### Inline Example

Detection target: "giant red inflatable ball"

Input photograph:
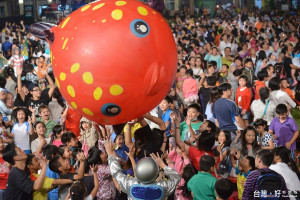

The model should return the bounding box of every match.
[51,0,177,125]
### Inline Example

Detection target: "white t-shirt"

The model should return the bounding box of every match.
[270,162,300,200]
[68,194,93,200]
[12,122,30,150]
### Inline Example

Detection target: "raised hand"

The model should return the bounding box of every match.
[89,164,98,174]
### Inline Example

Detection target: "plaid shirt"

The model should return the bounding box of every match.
[25,73,38,83]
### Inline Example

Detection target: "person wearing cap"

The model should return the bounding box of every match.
[5,46,25,77]
[79,117,99,149]
[16,66,55,116]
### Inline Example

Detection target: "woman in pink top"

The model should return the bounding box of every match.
[183,69,198,106]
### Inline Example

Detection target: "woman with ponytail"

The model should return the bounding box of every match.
[270,146,300,199]
[251,87,276,125]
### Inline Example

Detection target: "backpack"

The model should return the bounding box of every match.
[256,169,282,200]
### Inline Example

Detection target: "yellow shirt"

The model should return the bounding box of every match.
[33,173,54,200]
[122,122,142,140]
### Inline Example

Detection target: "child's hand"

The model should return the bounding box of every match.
[162,150,169,161]
[29,106,36,114]
[103,136,114,156]
[150,152,166,169]
[37,155,47,168]
[76,152,86,162]
[125,147,135,158]
[230,149,236,155]
[236,151,241,160]
[170,112,175,122]
[165,120,170,128]
[185,118,191,126]
[28,116,32,124]
[89,164,98,174]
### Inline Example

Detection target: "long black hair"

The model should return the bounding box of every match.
[272,146,300,179]
[177,164,196,199]
[241,126,260,156]
[52,87,65,108]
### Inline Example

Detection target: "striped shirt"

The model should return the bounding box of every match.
[242,167,289,200]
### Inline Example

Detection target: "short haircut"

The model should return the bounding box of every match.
[279,78,288,83]
[187,103,201,113]
[257,70,268,81]
[2,143,17,165]
[218,83,232,94]
[209,61,217,67]
[234,56,242,62]
[215,178,234,199]
[206,76,217,86]
[49,156,62,173]
[244,58,253,64]
[238,75,248,82]
[268,77,280,91]
[245,156,255,171]
[275,104,287,115]
[199,155,215,172]
[233,69,242,77]
[61,132,76,144]
[38,104,49,113]
[163,95,173,104]
[33,121,46,130]
[222,64,229,69]
[26,154,35,166]
[256,149,274,167]
[42,144,59,160]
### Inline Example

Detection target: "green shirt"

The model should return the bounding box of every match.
[187,171,217,200]
[180,121,202,141]
[37,118,57,138]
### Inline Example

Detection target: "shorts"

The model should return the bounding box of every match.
[241,112,250,120]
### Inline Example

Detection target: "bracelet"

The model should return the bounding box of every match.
[163,141,167,143]
[176,127,180,129]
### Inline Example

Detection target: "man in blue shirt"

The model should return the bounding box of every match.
[213,83,245,137]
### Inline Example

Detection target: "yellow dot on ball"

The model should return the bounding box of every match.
[83,72,93,84]
[62,38,68,50]
[60,72,66,81]
[61,17,70,29]
[115,1,127,6]
[55,78,60,88]
[111,9,123,20]
[82,108,94,116]
[71,63,80,73]
[93,3,105,10]
[153,11,156,14]
[67,85,75,97]
[110,84,123,96]
[102,19,107,23]
[137,6,148,16]
[71,102,77,109]
[81,4,91,12]
[93,87,103,100]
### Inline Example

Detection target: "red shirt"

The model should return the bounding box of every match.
[189,146,213,171]
[0,157,10,189]
[236,87,252,112]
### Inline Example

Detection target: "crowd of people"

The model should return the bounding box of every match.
[0,3,299,200]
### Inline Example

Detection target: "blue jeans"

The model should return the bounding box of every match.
[287,77,295,89]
